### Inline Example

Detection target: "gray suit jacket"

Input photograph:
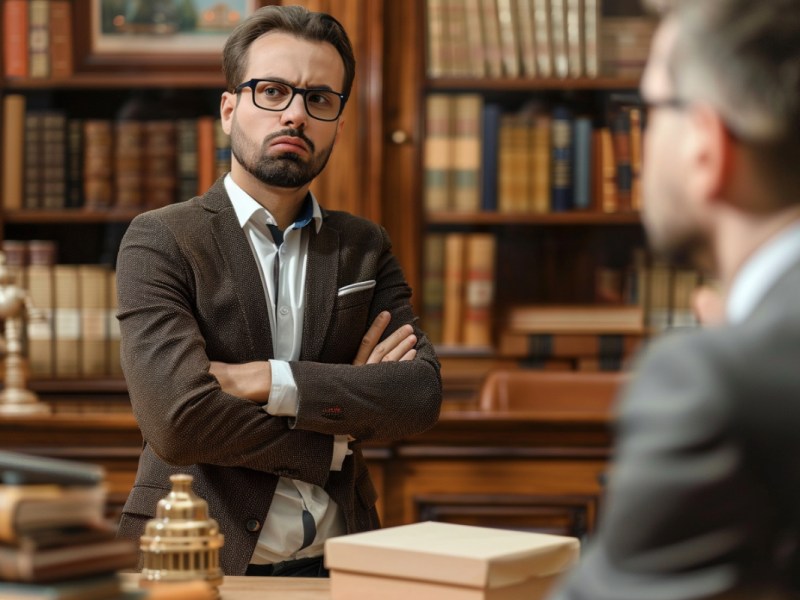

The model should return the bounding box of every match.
[549,260,800,600]
[115,179,442,574]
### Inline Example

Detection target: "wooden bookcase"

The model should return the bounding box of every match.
[381,0,687,401]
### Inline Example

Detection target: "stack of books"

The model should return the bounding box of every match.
[499,304,646,371]
[0,450,138,599]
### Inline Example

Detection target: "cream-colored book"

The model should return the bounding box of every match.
[326,521,579,600]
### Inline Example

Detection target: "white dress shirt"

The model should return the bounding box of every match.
[224,175,348,563]
[727,221,800,324]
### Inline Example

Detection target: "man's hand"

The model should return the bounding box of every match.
[208,360,271,403]
[352,311,417,365]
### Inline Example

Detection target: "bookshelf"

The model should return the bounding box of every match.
[399,0,703,398]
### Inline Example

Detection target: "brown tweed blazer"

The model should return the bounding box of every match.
[114,178,442,574]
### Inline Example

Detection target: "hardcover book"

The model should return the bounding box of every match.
[326,521,579,600]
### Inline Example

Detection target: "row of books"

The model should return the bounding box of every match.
[422,233,702,357]
[2,0,72,79]
[424,94,643,214]
[425,0,656,79]
[1,95,230,212]
[4,240,122,380]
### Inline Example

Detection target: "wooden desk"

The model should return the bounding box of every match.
[120,574,331,599]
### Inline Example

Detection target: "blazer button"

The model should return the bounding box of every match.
[246,519,261,532]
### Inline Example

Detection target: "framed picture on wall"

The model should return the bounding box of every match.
[73,0,264,72]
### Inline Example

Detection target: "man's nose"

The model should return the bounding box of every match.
[280,92,308,128]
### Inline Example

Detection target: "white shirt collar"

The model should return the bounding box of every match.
[223,174,323,233]
[727,221,800,324]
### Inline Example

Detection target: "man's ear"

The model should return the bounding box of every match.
[220,91,236,135]
[684,103,736,207]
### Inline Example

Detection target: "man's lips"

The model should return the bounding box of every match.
[269,136,309,154]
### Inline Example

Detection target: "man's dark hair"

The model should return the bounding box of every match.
[222,5,356,99]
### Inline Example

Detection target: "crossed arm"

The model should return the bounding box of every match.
[209,310,417,402]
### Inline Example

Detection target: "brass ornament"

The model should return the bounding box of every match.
[139,474,224,594]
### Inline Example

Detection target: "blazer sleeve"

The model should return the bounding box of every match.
[116,212,334,488]
[289,226,442,441]
[548,331,768,600]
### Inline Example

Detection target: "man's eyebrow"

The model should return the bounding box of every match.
[258,76,336,92]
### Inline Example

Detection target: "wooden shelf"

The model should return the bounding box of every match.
[425,211,642,226]
[426,77,641,92]
[2,72,226,90]
[29,378,128,394]
[3,209,142,224]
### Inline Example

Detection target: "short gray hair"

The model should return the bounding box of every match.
[646,0,800,199]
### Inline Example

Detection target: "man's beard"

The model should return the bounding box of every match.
[231,124,334,188]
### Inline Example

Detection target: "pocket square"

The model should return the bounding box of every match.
[337,280,377,297]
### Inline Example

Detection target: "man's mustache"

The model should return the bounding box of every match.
[263,129,315,153]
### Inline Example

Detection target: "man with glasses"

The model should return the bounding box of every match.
[115,5,441,578]
[547,0,800,598]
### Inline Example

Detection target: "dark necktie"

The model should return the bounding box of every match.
[268,222,316,550]
[300,508,316,550]
[267,224,284,310]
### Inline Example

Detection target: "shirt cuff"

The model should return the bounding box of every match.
[330,435,352,471]
[264,359,299,417]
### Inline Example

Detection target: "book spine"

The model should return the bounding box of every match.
[566,0,584,77]
[28,0,49,78]
[572,116,593,210]
[549,0,569,78]
[480,0,504,78]
[24,111,43,209]
[421,233,446,345]
[530,114,552,214]
[40,111,67,209]
[550,106,573,212]
[583,0,600,77]
[143,120,177,209]
[196,115,216,195]
[611,108,632,211]
[26,240,57,380]
[82,120,114,209]
[2,95,26,212]
[451,94,482,213]
[3,0,29,78]
[533,0,553,77]
[54,264,81,378]
[177,118,199,202]
[114,120,144,209]
[66,118,84,208]
[213,118,230,180]
[79,265,112,377]
[463,233,496,347]
[441,233,466,346]
[495,0,520,77]
[423,94,453,213]
[48,0,72,78]
[480,103,502,212]
[425,0,448,78]
[515,0,538,78]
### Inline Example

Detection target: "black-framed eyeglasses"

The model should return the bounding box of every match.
[641,97,688,119]
[234,78,347,122]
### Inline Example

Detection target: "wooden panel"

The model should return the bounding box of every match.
[414,493,598,538]
[381,0,423,307]
[388,458,606,526]
[293,0,384,222]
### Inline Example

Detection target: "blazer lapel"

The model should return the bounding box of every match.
[208,198,274,359]
[301,223,339,361]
